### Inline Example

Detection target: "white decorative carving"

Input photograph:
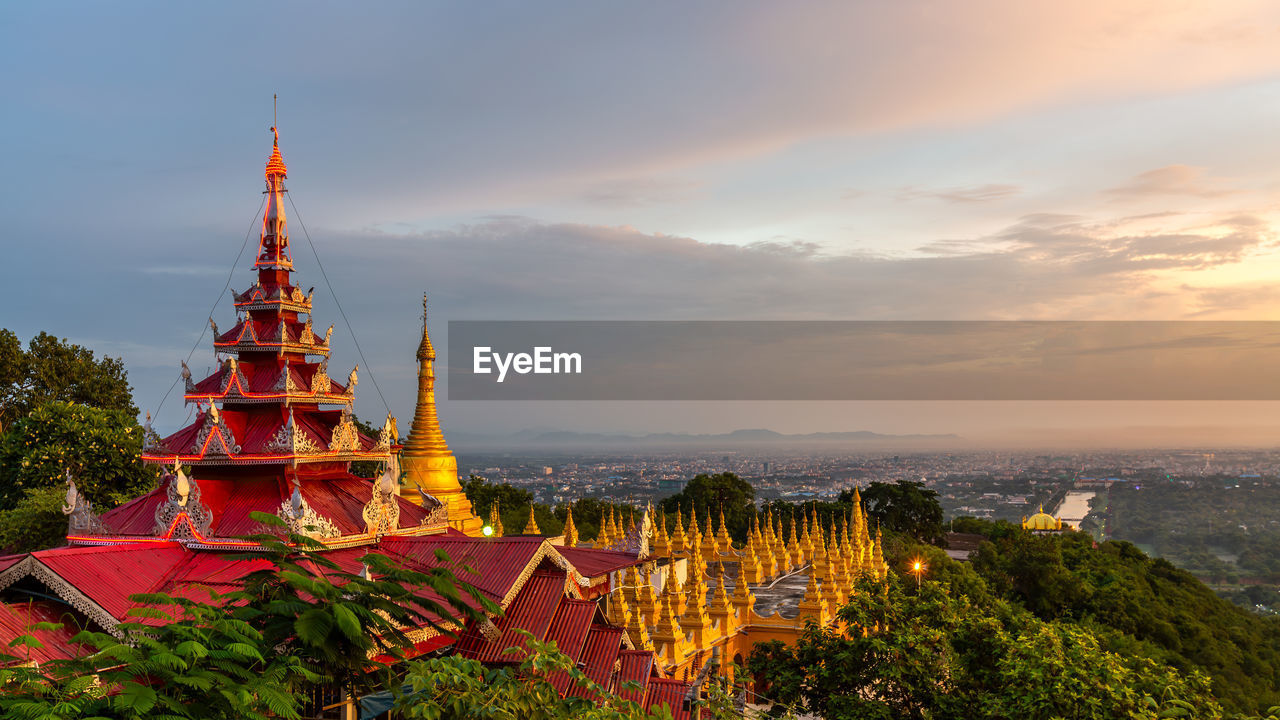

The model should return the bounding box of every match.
[62,470,107,535]
[191,406,240,456]
[274,359,301,394]
[264,408,323,455]
[142,411,165,452]
[329,409,361,453]
[209,317,219,338]
[180,361,194,393]
[311,360,331,395]
[278,486,341,540]
[302,317,314,346]
[324,325,334,346]
[375,414,397,451]
[362,456,401,536]
[221,357,249,395]
[346,365,359,396]
[153,461,214,537]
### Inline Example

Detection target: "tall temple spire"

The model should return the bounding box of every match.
[400,294,482,533]
[257,114,292,269]
[406,296,449,456]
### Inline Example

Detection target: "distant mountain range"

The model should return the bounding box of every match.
[449,427,962,451]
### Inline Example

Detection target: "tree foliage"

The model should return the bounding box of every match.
[968,528,1280,712]
[392,632,740,720]
[0,330,137,430]
[843,480,944,545]
[0,486,73,554]
[750,574,1222,720]
[660,472,755,541]
[0,400,157,513]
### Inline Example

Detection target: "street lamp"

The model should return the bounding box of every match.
[482,525,495,537]
[909,558,926,590]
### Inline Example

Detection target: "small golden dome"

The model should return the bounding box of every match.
[1022,505,1061,531]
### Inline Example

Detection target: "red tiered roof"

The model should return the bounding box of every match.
[5,125,696,713]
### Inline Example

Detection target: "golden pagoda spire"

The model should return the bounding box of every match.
[861,512,875,572]
[681,545,712,640]
[787,511,803,569]
[740,528,763,585]
[652,513,671,558]
[873,524,886,579]
[708,563,736,635]
[700,508,718,560]
[607,584,632,628]
[829,525,848,605]
[522,505,541,535]
[812,522,829,581]
[671,506,687,558]
[562,504,578,547]
[731,563,756,617]
[797,570,828,626]
[662,562,687,620]
[626,603,653,652]
[488,500,504,537]
[715,506,733,555]
[773,514,789,574]
[401,296,481,533]
[637,564,660,625]
[652,594,686,667]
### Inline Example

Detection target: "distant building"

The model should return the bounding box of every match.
[1022,505,1065,533]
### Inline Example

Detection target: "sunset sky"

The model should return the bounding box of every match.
[5,2,1280,446]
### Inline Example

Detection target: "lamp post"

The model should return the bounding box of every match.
[909,558,925,590]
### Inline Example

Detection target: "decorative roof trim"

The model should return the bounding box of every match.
[0,556,125,639]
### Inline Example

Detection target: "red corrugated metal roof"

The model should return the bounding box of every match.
[457,568,565,663]
[556,546,640,579]
[31,544,189,621]
[544,599,597,695]
[645,677,692,720]
[381,536,545,601]
[613,650,655,705]
[103,470,431,540]
[0,600,86,665]
[565,625,624,699]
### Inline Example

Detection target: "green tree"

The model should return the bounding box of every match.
[0,486,71,554]
[0,330,137,430]
[661,472,755,541]
[393,633,739,719]
[0,588,314,720]
[0,400,157,512]
[231,513,499,700]
[749,574,1222,720]
[846,480,944,545]
[463,474,533,516]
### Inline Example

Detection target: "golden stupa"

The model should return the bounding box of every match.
[399,296,483,534]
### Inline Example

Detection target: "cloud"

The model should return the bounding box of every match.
[900,184,1021,204]
[579,178,703,208]
[1103,165,1236,199]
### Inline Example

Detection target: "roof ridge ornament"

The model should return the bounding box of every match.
[63,469,107,535]
[277,485,340,540]
[153,460,214,538]
[363,454,402,536]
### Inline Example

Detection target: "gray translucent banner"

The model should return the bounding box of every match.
[446,321,1280,400]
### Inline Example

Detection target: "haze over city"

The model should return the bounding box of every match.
[6,2,1280,445]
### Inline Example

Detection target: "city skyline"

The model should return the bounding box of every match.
[6,2,1280,443]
